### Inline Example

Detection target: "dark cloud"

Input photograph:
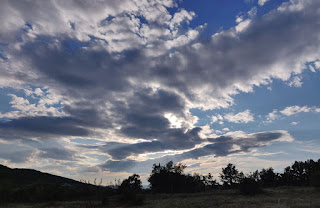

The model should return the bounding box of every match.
[62,103,113,129]
[0,116,89,139]
[100,154,186,173]
[101,130,291,172]
[0,150,34,163]
[95,127,202,160]
[13,40,139,99]
[0,143,35,163]
[187,131,287,158]
[38,147,76,161]
[101,141,166,160]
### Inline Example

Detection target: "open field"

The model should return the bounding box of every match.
[3,187,320,208]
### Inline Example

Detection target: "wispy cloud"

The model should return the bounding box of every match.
[224,110,254,123]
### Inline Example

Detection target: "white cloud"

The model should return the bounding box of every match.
[236,15,244,23]
[248,7,257,17]
[280,105,311,116]
[2,0,320,113]
[169,9,195,30]
[258,0,270,6]
[309,65,316,72]
[222,127,230,132]
[287,76,303,87]
[235,19,251,32]
[211,114,223,123]
[0,91,63,119]
[265,105,320,123]
[291,121,298,125]
[224,110,254,123]
[34,88,44,97]
[0,0,199,56]
[265,109,280,123]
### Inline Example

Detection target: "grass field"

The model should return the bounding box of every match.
[3,187,320,208]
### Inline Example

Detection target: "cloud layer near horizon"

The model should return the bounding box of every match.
[0,0,320,174]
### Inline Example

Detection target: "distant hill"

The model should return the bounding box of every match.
[0,164,110,203]
[0,164,84,188]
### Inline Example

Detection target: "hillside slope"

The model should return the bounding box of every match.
[0,164,84,187]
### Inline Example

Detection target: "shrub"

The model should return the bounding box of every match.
[310,171,320,188]
[239,178,262,195]
[118,174,145,206]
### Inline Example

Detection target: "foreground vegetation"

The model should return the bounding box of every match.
[3,186,320,208]
[1,158,320,207]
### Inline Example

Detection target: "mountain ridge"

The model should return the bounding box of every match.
[0,163,85,188]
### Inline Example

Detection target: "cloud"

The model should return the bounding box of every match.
[314,61,320,69]
[0,116,90,139]
[287,76,303,87]
[38,147,77,161]
[222,128,230,132]
[0,142,35,163]
[258,0,270,6]
[188,130,292,157]
[224,110,254,123]
[211,114,223,123]
[88,126,203,160]
[101,130,293,172]
[0,0,320,176]
[235,19,251,33]
[211,110,254,124]
[0,0,198,55]
[265,105,320,123]
[2,0,319,110]
[280,105,311,116]
[266,109,280,122]
[98,141,166,160]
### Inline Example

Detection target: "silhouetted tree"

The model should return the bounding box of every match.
[259,167,278,187]
[239,177,262,195]
[148,161,189,193]
[191,173,206,192]
[279,159,320,186]
[119,174,144,205]
[247,170,260,182]
[203,173,218,190]
[120,174,142,192]
[308,159,320,187]
[220,163,241,187]
[148,161,210,193]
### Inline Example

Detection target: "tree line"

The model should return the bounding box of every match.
[120,158,320,195]
[1,158,319,205]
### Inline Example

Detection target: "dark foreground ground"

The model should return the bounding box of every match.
[3,187,320,208]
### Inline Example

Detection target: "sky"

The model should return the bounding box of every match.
[0,0,320,185]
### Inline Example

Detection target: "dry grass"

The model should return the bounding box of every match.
[3,187,320,208]
[139,187,320,208]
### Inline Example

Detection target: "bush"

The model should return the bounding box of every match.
[118,190,145,206]
[118,174,145,206]
[239,178,262,195]
[310,171,320,188]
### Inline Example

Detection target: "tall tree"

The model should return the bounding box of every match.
[259,168,278,187]
[120,174,142,192]
[148,161,190,193]
[220,163,240,186]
